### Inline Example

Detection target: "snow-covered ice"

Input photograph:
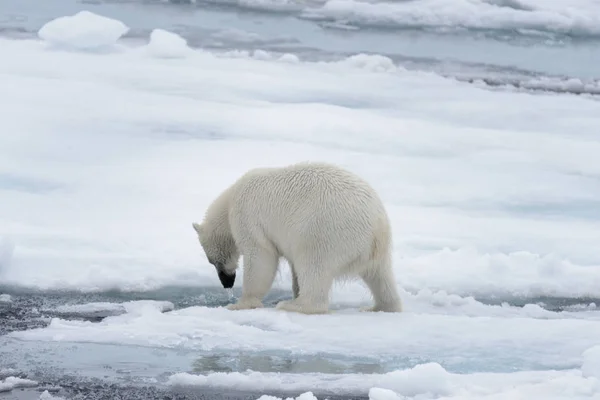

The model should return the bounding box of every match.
[0,236,14,273]
[145,29,191,59]
[301,0,600,36]
[11,303,600,373]
[168,362,600,398]
[1,32,599,298]
[582,346,600,379]
[0,32,600,297]
[1,9,600,400]
[37,11,128,50]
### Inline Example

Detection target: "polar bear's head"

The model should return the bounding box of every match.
[192,222,239,289]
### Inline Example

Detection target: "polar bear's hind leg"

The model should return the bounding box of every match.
[360,265,402,313]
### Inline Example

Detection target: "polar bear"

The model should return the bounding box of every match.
[192,162,402,314]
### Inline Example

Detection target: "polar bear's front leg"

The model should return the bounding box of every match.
[226,248,278,311]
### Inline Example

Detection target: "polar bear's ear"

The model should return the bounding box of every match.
[192,222,203,236]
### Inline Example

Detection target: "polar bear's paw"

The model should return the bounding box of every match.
[276,299,329,315]
[226,298,263,311]
[360,303,402,313]
[360,305,377,312]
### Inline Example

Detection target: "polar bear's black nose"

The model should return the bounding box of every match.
[218,270,236,289]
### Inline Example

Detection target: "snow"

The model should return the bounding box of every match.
[368,388,402,400]
[37,11,129,50]
[300,0,600,36]
[168,362,600,398]
[582,346,600,379]
[0,369,18,379]
[168,363,452,396]
[0,33,599,299]
[39,391,66,400]
[145,29,191,59]
[0,236,14,273]
[0,294,12,303]
[1,11,600,400]
[257,393,317,400]
[0,376,38,393]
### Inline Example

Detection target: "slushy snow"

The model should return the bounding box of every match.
[145,29,191,59]
[38,11,129,50]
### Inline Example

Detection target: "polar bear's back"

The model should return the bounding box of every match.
[229,162,389,267]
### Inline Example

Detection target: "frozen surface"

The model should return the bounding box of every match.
[1,9,600,400]
[1,29,599,299]
[10,302,600,373]
[168,364,600,398]
[0,294,12,303]
[301,0,600,36]
[582,346,600,379]
[37,10,128,50]
[145,28,192,59]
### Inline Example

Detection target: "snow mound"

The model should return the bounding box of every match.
[257,393,317,400]
[582,345,600,378]
[0,294,12,303]
[146,29,191,59]
[337,54,399,73]
[369,388,403,400]
[278,53,300,64]
[381,363,452,397]
[38,11,129,51]
[39,390,66,400]
[0,376,38,393]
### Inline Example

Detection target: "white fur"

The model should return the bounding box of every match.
[192,162,402,314]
